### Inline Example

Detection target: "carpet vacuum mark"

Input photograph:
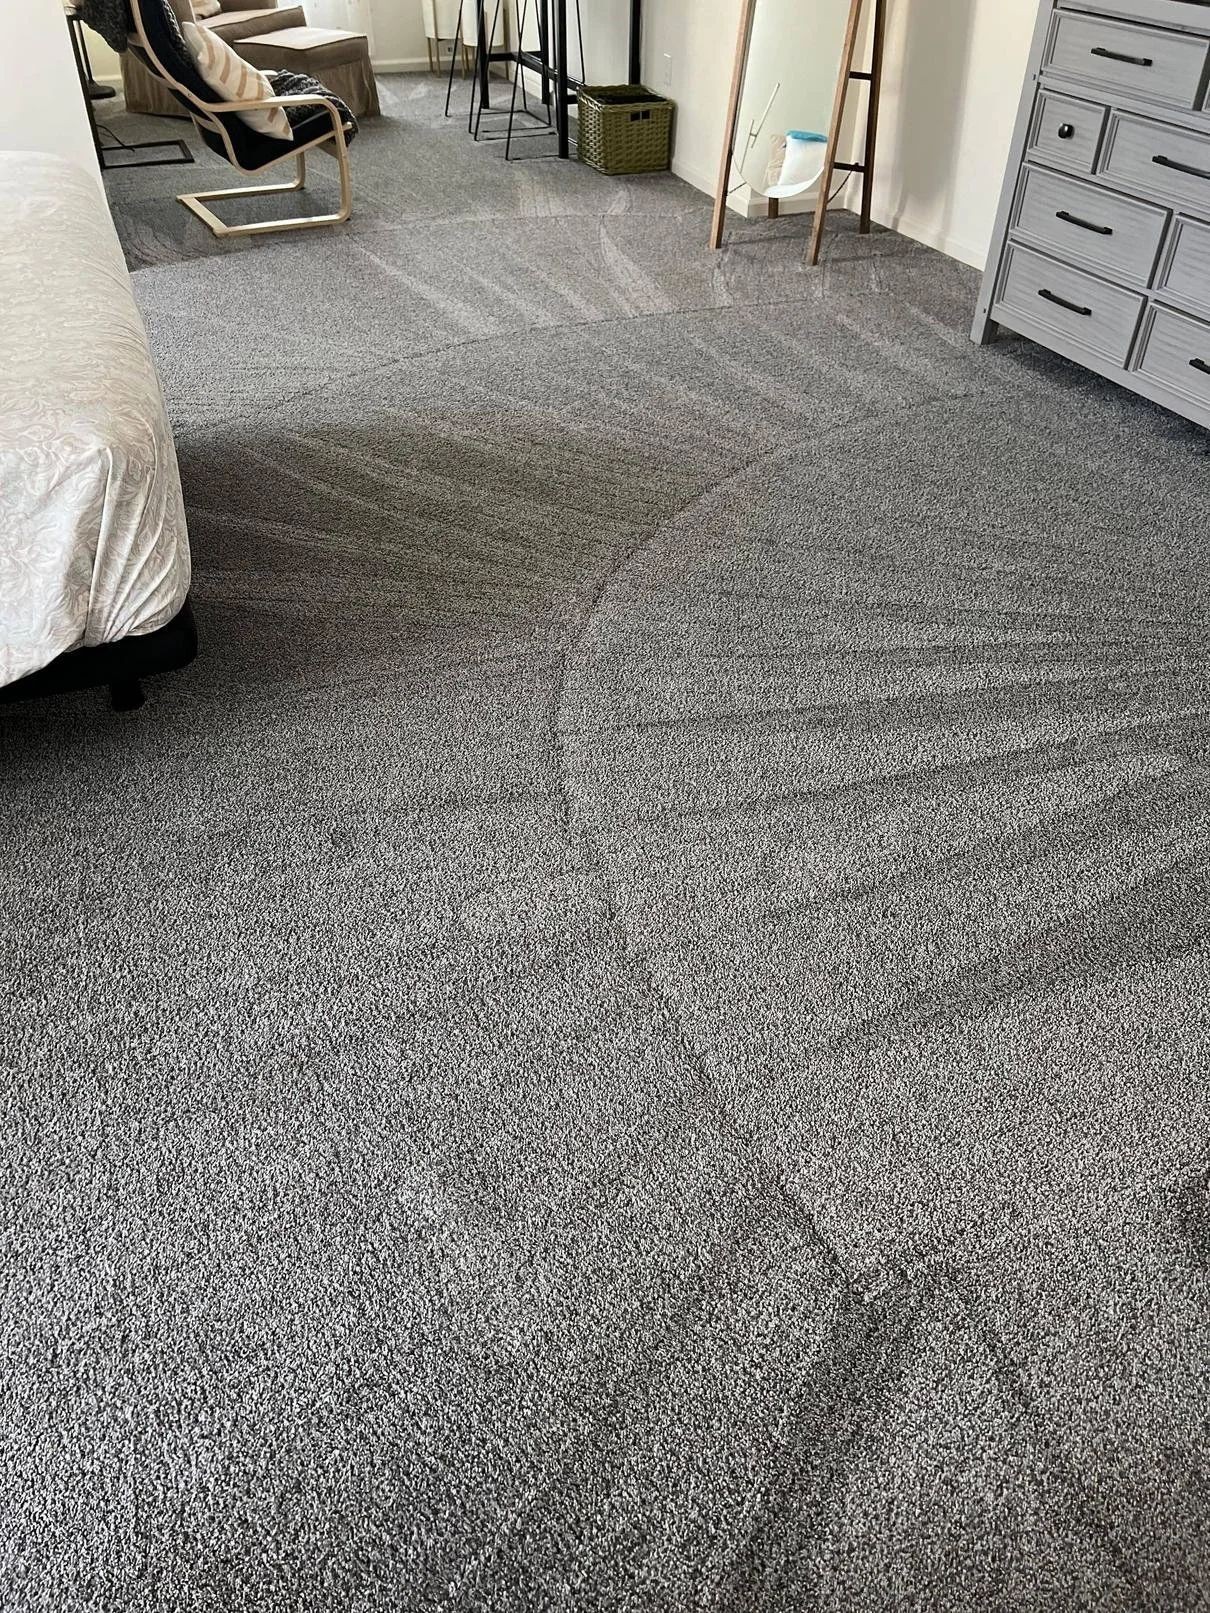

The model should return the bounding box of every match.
[1,73,1208,1613]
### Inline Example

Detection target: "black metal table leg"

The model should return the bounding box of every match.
[554,0,568,156]
[539,0,551,107]
[476,0,491,112]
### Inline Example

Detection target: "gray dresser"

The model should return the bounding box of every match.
[974,0,1210,430]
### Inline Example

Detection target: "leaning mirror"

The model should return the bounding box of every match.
[710,0,886,266]
[734,1,851,201]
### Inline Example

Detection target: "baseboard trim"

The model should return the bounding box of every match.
[672,147,988,268]
[370,57,433,74]
[863,206,988,270]
[670,152,718,200]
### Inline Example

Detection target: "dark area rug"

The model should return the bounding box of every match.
[2,72,1209,1613]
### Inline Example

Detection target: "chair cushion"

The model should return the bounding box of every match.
[195,69,357,169]
[183,19,291,139]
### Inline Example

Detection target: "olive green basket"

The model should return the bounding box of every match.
[576,85,673,176]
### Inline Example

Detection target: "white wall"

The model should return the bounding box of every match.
[2,0,99,177]
[639,0,1037,270]
[864,0,1036,267]
[357,0,427,71]
[81,32,122,87]
[640,0,740,196]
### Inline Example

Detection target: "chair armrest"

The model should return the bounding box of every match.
[214,0,274,10]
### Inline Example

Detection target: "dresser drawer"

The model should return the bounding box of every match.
[1045,11,1210,110]
[1101,113,1210,216]
[1159,214,1210,314]
[994,243,1145,363]
[1068,0,1210,27]
[1134,303,1210,404]
[1027,91,1107,175]
[1012,165,1168,282]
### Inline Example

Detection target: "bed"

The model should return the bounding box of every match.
[0,150,195,710]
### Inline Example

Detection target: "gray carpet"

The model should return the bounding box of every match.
[2,72,1210,1612]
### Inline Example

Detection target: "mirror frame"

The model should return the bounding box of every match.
[709,0,887,268]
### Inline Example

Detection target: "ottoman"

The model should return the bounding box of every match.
[238,26,380,117]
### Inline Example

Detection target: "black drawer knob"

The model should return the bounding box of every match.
[1057,122,1075,140]
[1190,358,1210,377]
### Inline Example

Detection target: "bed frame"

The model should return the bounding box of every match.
[0,600,198,712]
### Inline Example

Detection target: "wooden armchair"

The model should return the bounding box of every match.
[127,0,356,237]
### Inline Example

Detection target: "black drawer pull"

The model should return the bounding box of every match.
[1056,208,1113,235]
[1038,287,1093,316]
[1057,122,1076,139]
[1190,358,1210,376]
[1091,45,1153,66]
[1153,153,1210,182]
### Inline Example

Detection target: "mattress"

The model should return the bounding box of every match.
[0,151,190,690]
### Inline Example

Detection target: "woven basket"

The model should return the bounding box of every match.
[576,85,673,176]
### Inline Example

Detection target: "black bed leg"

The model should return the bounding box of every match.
[109,677,146,712]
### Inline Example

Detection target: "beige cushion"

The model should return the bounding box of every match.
[193,0,221,15]
[239,26,369,69]
[208,5,305,37]
[182,20,291,139]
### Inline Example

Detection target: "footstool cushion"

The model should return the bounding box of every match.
[237,26,380,117]
[209,6,305,41]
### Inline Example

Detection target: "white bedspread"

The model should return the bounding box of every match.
[0,151,190,689]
